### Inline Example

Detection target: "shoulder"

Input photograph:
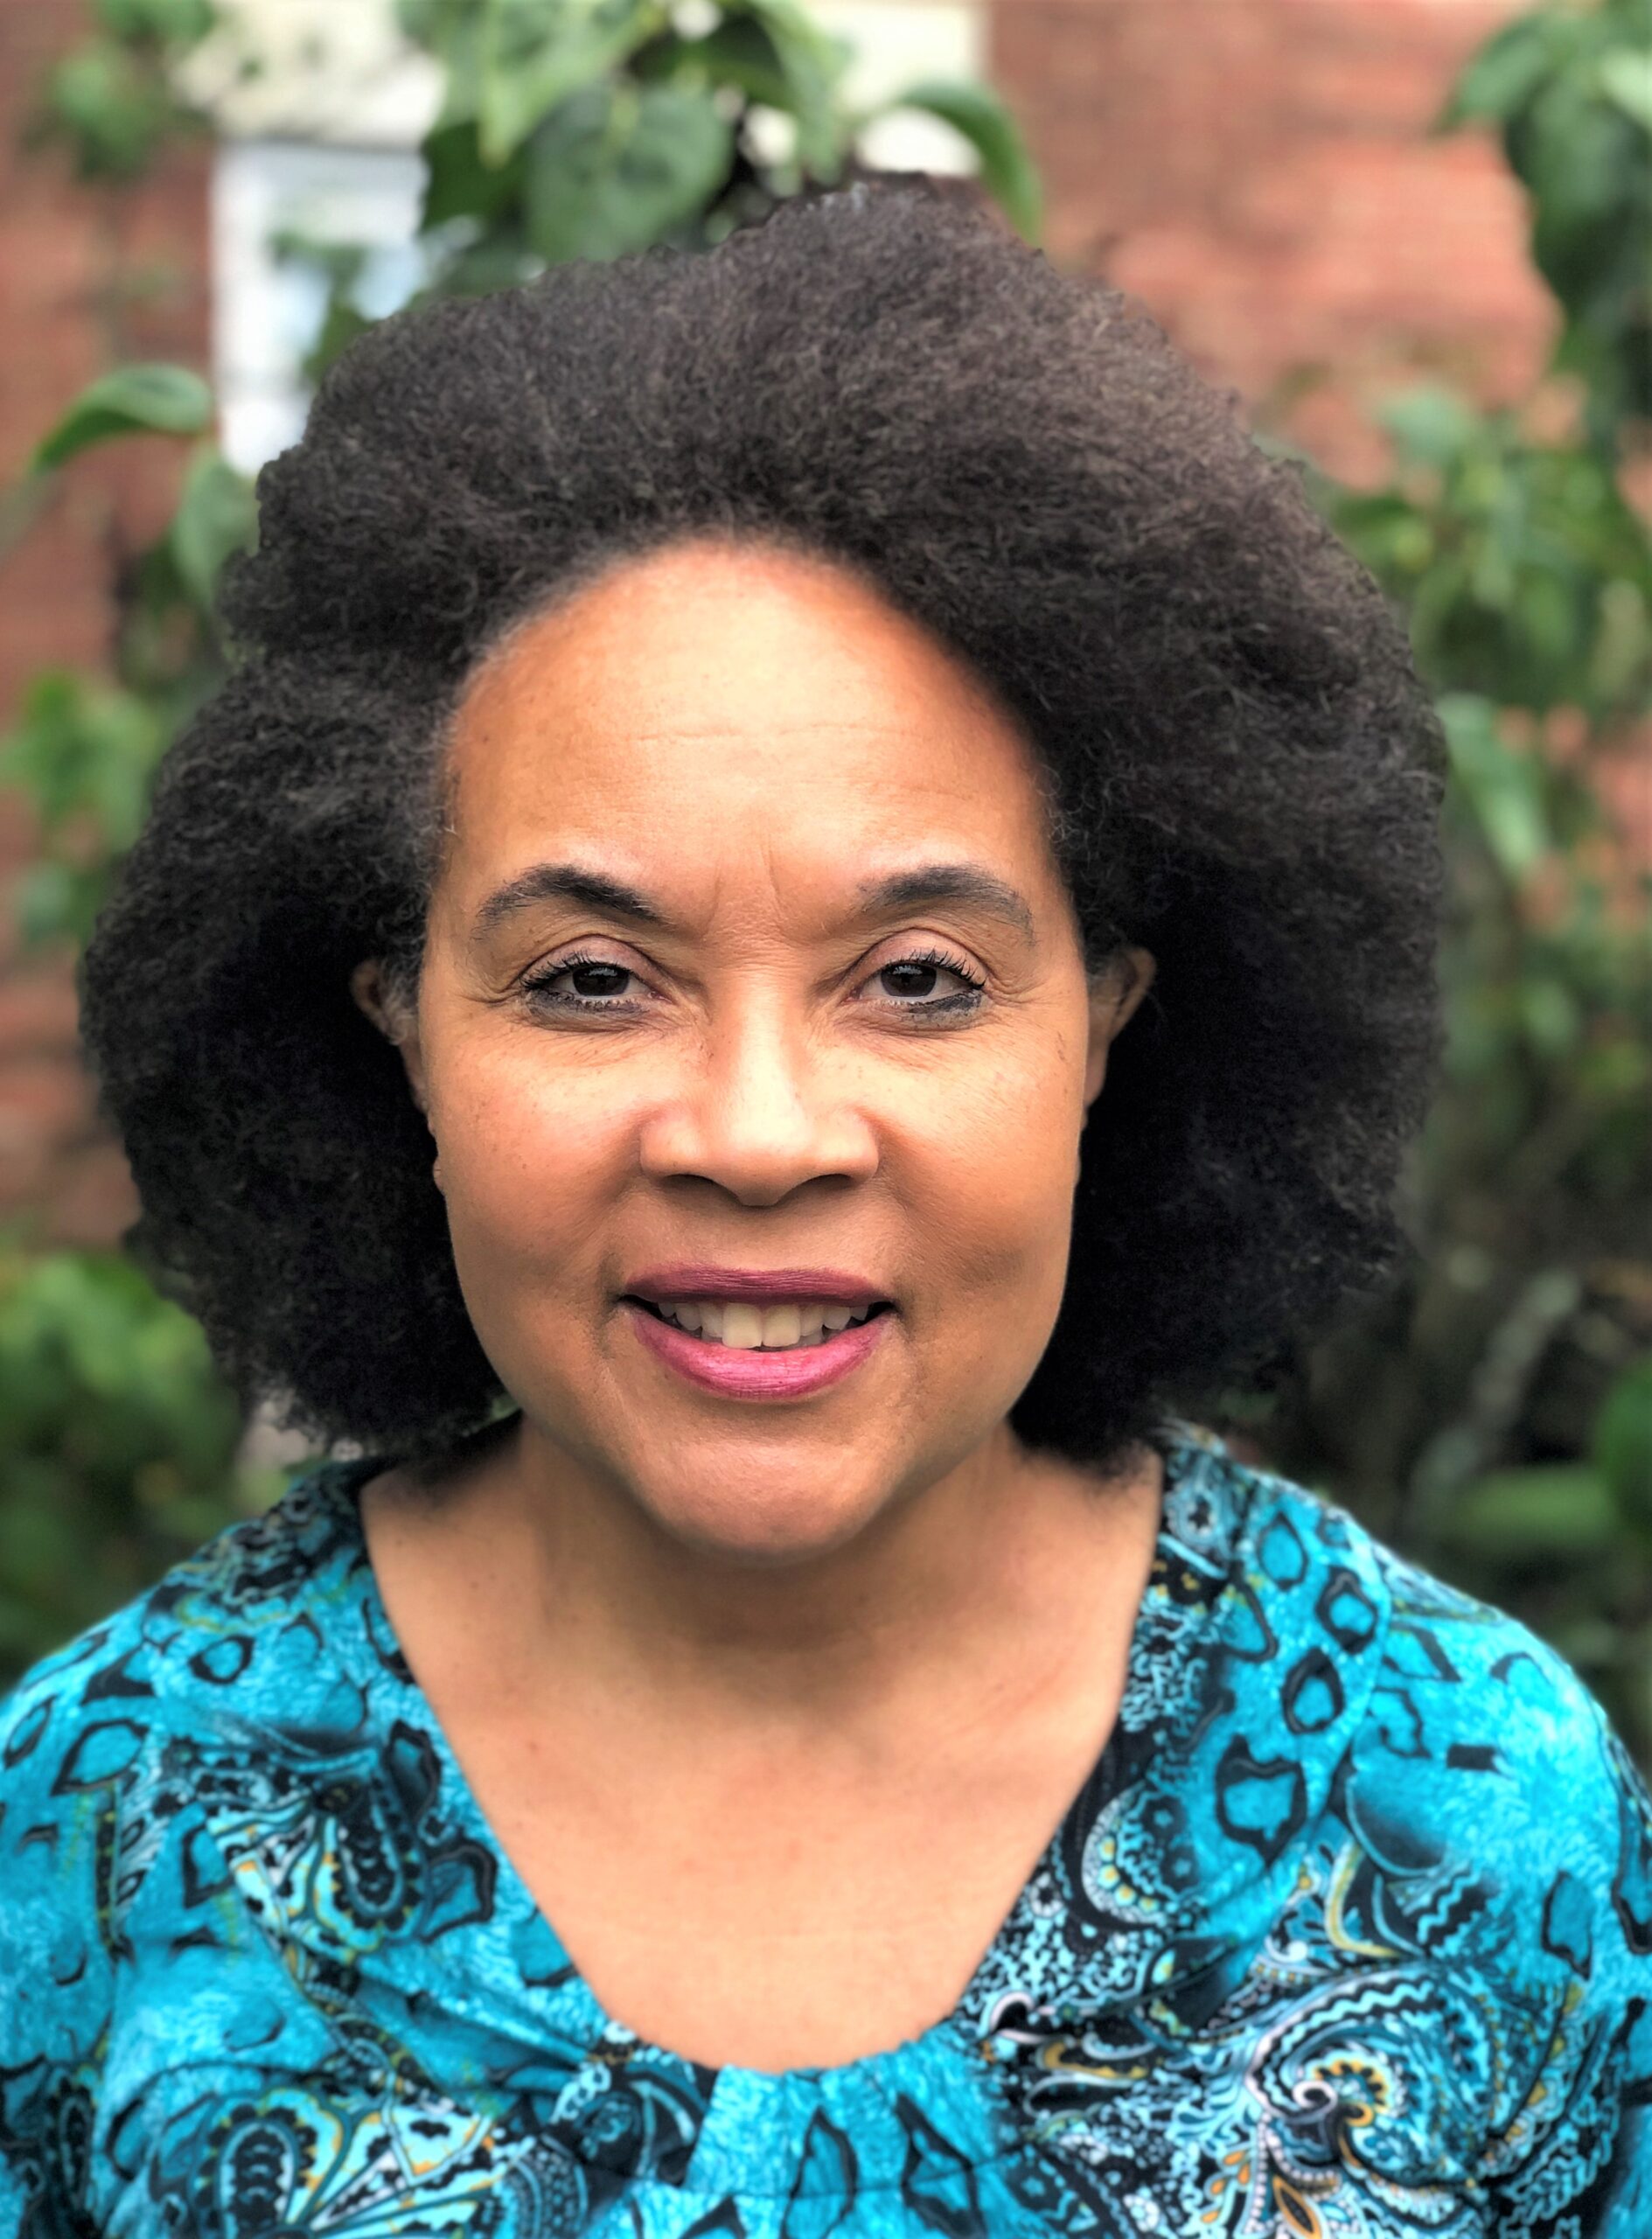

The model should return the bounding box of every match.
[1343,1510,1649,1908]
[1198,1442,1651,2226]
[1284,1479,1652,2226]
[1209,1434,1644,1857]
[0,1458,365,1781]
[0,1465,364,2214]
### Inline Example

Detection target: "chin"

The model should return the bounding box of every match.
[635,1464,893,1567]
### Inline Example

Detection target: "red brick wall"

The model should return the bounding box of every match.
[987,0,1549,481]
[0,0,209,1245]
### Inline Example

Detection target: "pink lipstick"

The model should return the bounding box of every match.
[619,1296,893,1399]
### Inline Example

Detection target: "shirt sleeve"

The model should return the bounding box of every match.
[0,1643,119,2236]
[1474,1664,1652,2234]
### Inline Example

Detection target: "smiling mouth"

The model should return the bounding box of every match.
[622,1298,894,1352]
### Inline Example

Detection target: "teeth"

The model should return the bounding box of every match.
[649,1298,881,1349]
[722,1303,765,1350]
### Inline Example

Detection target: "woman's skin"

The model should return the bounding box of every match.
[351,537,1164,2072]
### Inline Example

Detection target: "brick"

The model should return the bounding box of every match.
[988,0,1547,482]
[0,0,210,1240]
[34,1140,139,1250]
[0,965,79,1057]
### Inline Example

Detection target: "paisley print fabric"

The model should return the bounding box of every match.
[2,1422,1648,2235]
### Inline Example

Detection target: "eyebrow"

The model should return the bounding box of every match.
[471,861,1036,944]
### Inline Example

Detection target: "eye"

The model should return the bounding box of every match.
[863,946,986,1022]
[517,942,988,1022]
[519,949,641,1012]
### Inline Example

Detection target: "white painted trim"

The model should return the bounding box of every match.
[187,1,984,153]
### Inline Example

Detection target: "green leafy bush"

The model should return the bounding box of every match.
[1251,0,1652,1755]
[1438,0,1650,446]
[0,1241,288,1673]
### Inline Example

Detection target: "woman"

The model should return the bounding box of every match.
[2,182,1645,2236]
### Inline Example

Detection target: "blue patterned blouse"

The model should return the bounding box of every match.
[2,1423,1648,2236]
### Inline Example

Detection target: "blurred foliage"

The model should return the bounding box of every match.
[0,2,1648,1764]
[1244,0,1652,1752]
[274,0,1040,365]
[0,363,250,949]
[28,360,214,467]
[1254,665,1652,1747]
[1326,383,1648,721]
[29,0,220,182]
[0,1239,285,1674]
[394,0,1042,264]
[1437,0,1650,449]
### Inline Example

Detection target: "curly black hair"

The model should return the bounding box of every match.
[78,178,1446,1475]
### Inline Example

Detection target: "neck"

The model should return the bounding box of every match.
[372,1413,1163,1736]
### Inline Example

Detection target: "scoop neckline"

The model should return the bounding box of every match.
[302,1421,1223,2108]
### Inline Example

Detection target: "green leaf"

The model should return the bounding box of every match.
[395,0,459,43]
[1441,1462,1620,1558]
[1598,46,1652,133]
[169,449,257,611]
[872,79,1043,243]
[1438,13,1565,130]
[13,861,84,948]
[405,0,489,125]
[1517,975,1581,1057]
[1377,382,1483,472]
[95,0,215,40]
[1595,1357,1652,1532]
[31,364,213,471]
[524,81,732,262]
[1439,694,1551,877]
[419,116,526,229]
[477,0,665,166]
[740,0,853,175]
[0,671,162,823]
[42,37,181,180]
[1593,45,1647,136]
[674,13,793,109]
[0,669,166,938]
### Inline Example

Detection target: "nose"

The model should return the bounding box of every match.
[636,992,879,1206]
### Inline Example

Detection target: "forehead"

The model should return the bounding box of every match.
[442,540,1056,885]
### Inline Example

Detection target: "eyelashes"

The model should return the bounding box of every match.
[518,944,987,1025]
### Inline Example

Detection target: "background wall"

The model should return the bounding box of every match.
[993,0,1550,480]
[0,0,209,1245]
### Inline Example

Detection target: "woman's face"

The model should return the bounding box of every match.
[359,540,1153,1561]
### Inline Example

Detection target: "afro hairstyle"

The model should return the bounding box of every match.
[78,178,1447,1475]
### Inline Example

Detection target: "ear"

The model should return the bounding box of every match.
[350,958,433,1119]
[1083,945,1156,1116]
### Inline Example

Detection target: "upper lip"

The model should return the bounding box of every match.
[623,1266,893,1308]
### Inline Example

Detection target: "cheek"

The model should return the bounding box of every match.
[430,1035,633,1266]
[888,1038,1087,1311]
